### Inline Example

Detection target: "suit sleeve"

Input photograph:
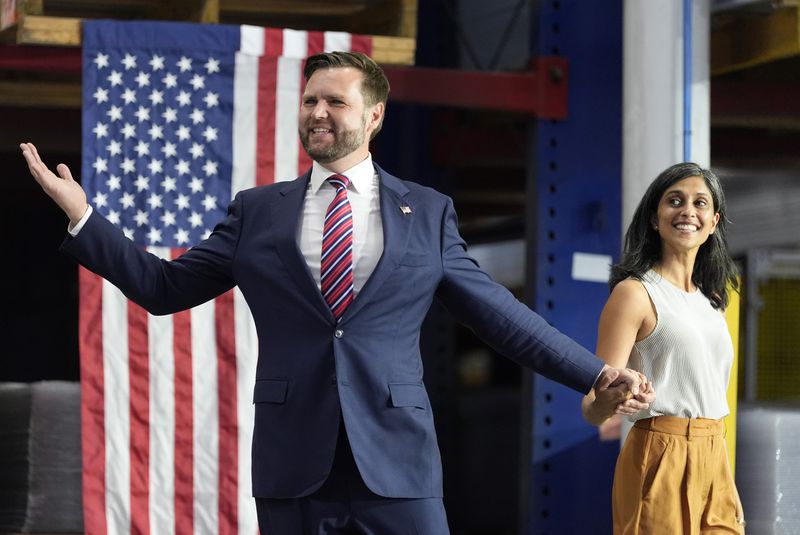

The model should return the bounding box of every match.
[434,198,604,394]
[59,192,244,315]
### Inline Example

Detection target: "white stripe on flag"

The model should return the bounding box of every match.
[240,25,265,56]
[192,298,220,533]
[234,287,259,534]
[231,35,260,526]
[232,48,260,195]
[282,29,309,58]
[324,32,352,53]
[275,55,303,182]
[148,246,176,535]
[102,280,131,533]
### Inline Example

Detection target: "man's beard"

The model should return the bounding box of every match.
[300,116,367,164]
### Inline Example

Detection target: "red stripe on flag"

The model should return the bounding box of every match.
[254,25,285,186]
[264,27,283,56]
[171,247,193,535]
[79,268,108,535]
[297,32,326,175]
[351,35,373,56]
[256,55,278,187]
[307,31,324,56]
[128,301,150,535]
[216,291,238,535]
[173,309,193,535]
[255,27,284,186]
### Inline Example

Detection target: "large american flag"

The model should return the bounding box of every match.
[80,20,372,535]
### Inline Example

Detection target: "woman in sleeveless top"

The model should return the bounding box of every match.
[581,163,744,534]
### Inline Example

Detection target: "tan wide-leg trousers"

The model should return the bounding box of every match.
[612,416,745,535]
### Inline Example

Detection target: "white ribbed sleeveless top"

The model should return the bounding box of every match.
[628,270,733,420]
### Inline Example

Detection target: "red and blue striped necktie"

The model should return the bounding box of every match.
[321,174,354,321]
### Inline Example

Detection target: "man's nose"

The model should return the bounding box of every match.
[312,102,328,118]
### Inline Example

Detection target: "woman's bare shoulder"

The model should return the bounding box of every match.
[605,278,651,314]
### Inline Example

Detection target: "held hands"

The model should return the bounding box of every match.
[587,365,656,423]
[20,142,89,226]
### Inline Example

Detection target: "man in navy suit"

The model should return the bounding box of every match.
[22,51,652,534]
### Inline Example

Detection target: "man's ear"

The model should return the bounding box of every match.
[368,102,384,133]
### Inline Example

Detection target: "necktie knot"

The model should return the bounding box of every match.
[327,174,350,191]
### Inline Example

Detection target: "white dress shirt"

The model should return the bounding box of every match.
[68,205,93,236]
[299,155,384,296]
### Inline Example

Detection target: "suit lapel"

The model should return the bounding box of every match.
[271,173,335,322]
[342,166,412,320]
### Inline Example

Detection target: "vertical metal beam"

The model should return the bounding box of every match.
[683,0,694,161]
[524,1,623,533]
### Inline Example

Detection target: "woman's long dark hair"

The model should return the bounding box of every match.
[610,162,739,309]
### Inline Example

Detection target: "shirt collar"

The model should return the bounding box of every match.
[310,154,375,194]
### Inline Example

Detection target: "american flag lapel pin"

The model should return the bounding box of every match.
[400,205,412,215]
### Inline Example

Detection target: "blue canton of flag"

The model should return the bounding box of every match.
[82,21,240,248]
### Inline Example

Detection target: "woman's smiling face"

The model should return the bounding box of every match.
[653,175,720,252]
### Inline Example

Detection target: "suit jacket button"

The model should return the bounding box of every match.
[334,329,344,338]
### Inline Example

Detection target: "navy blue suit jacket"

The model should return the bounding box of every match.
[61,163,604,499]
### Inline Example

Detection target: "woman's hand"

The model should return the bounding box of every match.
[613,373,655,416]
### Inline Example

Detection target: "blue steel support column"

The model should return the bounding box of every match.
[524,1,623,534]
